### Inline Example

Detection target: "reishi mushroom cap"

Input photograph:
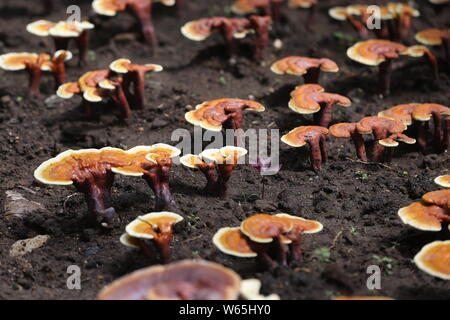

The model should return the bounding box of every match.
[422,190,450,208]
[398,202,449,231]
[271,56,339,76]
[33,147,130,185]
[289,84,351,114]
[414,240,450,280]
[109,58,163,73]
[415,29,450,46]
[275,213,323,233]
[281,126,329,147]
[57,82,81,99]
[0,52,41,71]
[213,227,257,258]
[97,260,242,300]
[240,214,293,243]
[356,116,406,135]
[126,212,184,240]
[179,154,204,169]
[200,146,248,165]
[378,103,418,125]
[328,7,349,21]
[185,98,265,132]
[26,20,56,36]
[329,122,357,138]
[289,0,317,8]
[347,40,409,66]
[410,103,450,122]
[119,233,141,249]
[231,0,261,15]
[92,0,126,16]
[435,175,450,188]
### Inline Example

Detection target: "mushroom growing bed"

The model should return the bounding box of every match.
[0,0,449,299]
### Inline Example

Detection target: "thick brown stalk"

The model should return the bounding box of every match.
[27,64,42,96]
[72,168,117,227]
[316,101,336,127]
[442,33,450,66]
[379,59,393,96]
[414,121,428,150]
[216,163,237,198]
[198,164,218,194]
[351,132,368,161]
[142,159,176,211]
[346,14,370,40]
[111,81,132,122]
[249,16,271,60]
[287,229,302,265]
[371,127,388,162]
[247,241,278,270]
[129,0,156,45]
[307,135,327,170]
[76,31,90,66]
[275,236,287,266]
[397,12,412,41]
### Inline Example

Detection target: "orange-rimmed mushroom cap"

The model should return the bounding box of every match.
[329,122,357,138]
[120,233,141,249]
[83,87,104,102]
[388,3,419,17]
[347,40,409,66]
[334,296,394,300]
[378,103,417,125]
[416,29,450,46]
[271,56,339,76]
[289,0,317,8]
[275,213,323,233]
[240,214,293,243]
[78,69,111,92]
[109,58,163,74]
[435,175,450,188]
[126,212,183,240]
[144,144,181,164]
[422,190,450,208]
[200,146,248,165]
[414,240,450,280]
[281,126,329,147]
[213,227,257,258]
[97,260,242,300]
[185,98,265,132]
[57,82,81,99]
[231,0,263,15]
[411,103,450,121]
[181,19,220,41]
[378,133,416,147]
[33,147,130,185]
[328,7,349,21]
[0,52,44,71]
[49,21,84,38]
[92,0,127,16]
[289,84,351,114]
[356,116,406,135]
[26,20,56,37]
[179,154,205,169]
[398,202,449,231]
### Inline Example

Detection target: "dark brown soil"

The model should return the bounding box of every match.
[0,0,449,300]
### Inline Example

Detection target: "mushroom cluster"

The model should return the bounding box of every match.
[57,58,162,122]
[213,213,323,270]
[0,50,72,96]
[329,3,419,41]
[397,176,450,280]
[26,20,94,66]
[415,28,450,66]
[33,144,180,227]
[181,15,272,59]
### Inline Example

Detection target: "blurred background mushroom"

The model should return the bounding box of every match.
[281,125,329,170]
[26,20,94,66]
[271,56,339,84]
[97,260,242,300]
[0,50,72,96]
[180,146,248,197]
[289,0,317,27]
[92,0,175,46]
[347,39,437,96]
[288,84,351,127]
[33,147,131,227]
[415,28,450,66]
[123,212,183,263]
[414,240,450,280]
[435,175,450,188]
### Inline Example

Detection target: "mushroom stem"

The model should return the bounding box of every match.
[371,128,387,162]
[111,81,132,122]
[248,241,278,270]
[51,55,67,88]
[351,132,368,161]
[249,16,271,61]
[433,112,443,152]
[397,12,412,41]
[288,229,302,265]
[216,163,236,198]
[442,33,450,66]
[142,160,176,211]
[220,25,240,57]
[442,117,449,151]
[154,232,172,264]
[198,164,218,194]
[307,136,327,170]
[129,70,146,109]
[346,14,370,40]
[315,101,336,127]
[303,67,320,84]
[76,31,90,66]
[275,236,287,266]
[73,169,117,227]
[378,59,393,96]
[27,64,42,96]
[384,147,394,164]
[129,0,156,45]
[414,121,428,151]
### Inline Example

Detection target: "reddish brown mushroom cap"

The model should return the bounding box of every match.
[398,202,449,231]
[125,212,183,240]
[181,17,250,41]
[289,84,351,114]
[271,56,339,76]
[281,126,329,147]
[422,190,450,208]
[275,213,323,233]
[411,103,450,122]
[231,0,269,15]
[97,260,242,300]
[329,122,357,138]
[435,175,450,188]
[356,116,406,135]
[92,0,127,16]
[414,240,450,280]
[213,227,257,258]
[378,103,418,125]
[26,20,56,36]
[240,214,293,243]
[0,52,44,71]
[185,98,265,131]
[109,58,163,74]
[415,29,450,46]
[347,40,410,66]
[379,133,416,147]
